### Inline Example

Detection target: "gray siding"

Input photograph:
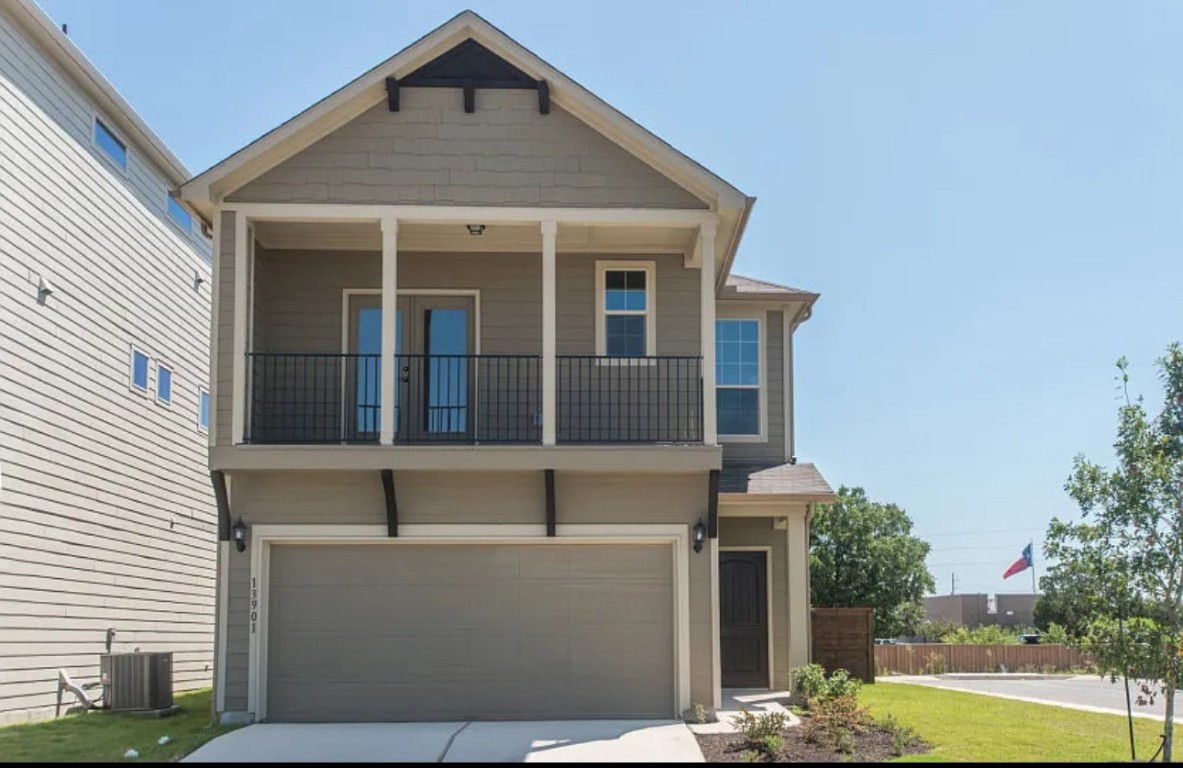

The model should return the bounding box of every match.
[721,310,787,465]
[214,211,236,444]
[0,9,214,723]
[219,470,714,716]
[0,7,210,263]
[226,89,706,210]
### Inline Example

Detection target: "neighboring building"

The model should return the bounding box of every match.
[0,0,214,723]
[994,593,1039,628]
[180,11,834,723]
[924,594,989,628]
[923,593,1040,629]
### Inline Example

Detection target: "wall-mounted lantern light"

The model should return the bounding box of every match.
[693,518,707,554]
[37,275,54,303]
[232,519,247,553]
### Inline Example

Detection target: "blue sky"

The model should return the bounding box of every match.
[38,0,1183,598]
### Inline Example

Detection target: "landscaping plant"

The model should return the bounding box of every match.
[1044,342,1183,761]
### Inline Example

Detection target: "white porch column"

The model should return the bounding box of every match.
[541,221,558,446]
[230,210,247,445]
[380,217,399,445]
[787,509,812,676]
[699,222,718,445]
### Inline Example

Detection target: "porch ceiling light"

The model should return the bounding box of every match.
[466,224,486,236]
[693,518,707,554]
[232,519,247,553]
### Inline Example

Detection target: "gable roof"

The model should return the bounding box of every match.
[725,274,816,298]
[178,10,755,283]
[720,461,835,500]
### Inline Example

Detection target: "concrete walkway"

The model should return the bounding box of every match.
[184,720,705,763]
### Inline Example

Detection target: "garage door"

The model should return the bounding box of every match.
[264,542,676,721]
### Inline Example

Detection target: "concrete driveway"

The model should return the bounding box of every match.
[183,720,704,763]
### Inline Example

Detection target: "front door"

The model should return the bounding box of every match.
[720,550,770,688]
[346,294,475,442]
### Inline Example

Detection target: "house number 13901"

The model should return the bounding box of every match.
[250,576,258,634]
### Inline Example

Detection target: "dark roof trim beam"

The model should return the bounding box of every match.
[387,39,551,114]
[211,470,231,542]
[381,469,399,537]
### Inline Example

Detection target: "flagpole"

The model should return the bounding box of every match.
[1030,539,1037,594]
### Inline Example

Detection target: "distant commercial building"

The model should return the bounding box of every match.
[923,593,1041,629]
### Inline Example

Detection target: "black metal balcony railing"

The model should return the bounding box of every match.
[556,355,703,443]
[245,352,702,445]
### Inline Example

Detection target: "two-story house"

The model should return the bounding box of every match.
[0,0,215,723]
[180,11,834,723]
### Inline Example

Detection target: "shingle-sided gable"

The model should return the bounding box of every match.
[225,88,707,209]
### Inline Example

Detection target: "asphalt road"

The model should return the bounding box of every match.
[890,675,1183,721]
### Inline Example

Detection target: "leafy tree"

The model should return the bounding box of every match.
[1045,343,1183,761]
[810,486,935,638]
[1034,560,1109,637]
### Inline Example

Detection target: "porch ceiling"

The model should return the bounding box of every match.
[251,219,697,254]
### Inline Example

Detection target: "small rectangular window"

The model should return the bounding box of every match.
[198,387,210,432]
[597,263,655,358]
[156,364,173,405]
[716,318,761,436]
[167,197,192,231]
[94,119,127,169]
[130,348,149,392]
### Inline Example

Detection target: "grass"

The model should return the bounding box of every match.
[860,682,1165,762]
[0,689,238,763]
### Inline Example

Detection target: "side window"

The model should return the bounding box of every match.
[130,348,150,393]
[198,387,210,432]
[156,364,173,406]
[168,197,192,233]
[94,119,127,169]
[716,318,762,437]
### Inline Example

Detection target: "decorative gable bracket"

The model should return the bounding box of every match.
[385,38,550,115]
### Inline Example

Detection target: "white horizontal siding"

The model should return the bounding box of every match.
[0,14,215,724]
[0,6,210,262]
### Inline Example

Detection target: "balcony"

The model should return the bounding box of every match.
[244,352,703,446]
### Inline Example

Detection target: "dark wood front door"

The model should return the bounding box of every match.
[720,550,769,688]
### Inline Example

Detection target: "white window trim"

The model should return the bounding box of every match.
[595,260,657,359]
[716,312,768,443]
[155,362,174,407]
[91,114,129,176]
[129,345,150,395]
[198,386,211,433]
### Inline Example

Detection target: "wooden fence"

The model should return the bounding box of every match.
[875,643,1092,676]
[812,607,875,683]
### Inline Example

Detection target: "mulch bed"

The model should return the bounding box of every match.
[695,720,930,763]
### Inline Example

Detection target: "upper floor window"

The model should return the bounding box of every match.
[94,119,127,169]
[198,387,210,432]
[156,364,173,406]
[168,197,192,232]
[130,347,149,392]
[596,261,656,357]
[716,317,762,437]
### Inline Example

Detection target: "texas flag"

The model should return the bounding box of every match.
[1003,543,1034,579]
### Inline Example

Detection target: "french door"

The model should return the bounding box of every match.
[346,294,475,443]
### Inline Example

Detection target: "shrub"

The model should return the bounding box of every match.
[1042,622,1070,645]
[793,664,862,704]
[794,663,828,701]
[739,749,764,763]
[802,693,871,753]
[759,734,784,757]
[940,624,1023,645]
[878,713,920,756]
[734,709,789,745]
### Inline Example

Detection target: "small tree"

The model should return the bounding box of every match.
[811,487,936,638]
[1045,343,1183,761]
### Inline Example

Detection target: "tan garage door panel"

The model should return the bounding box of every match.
[266,543,675,721]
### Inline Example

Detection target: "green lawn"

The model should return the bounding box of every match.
[0,689,237,763]
[860,682,1165,762]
